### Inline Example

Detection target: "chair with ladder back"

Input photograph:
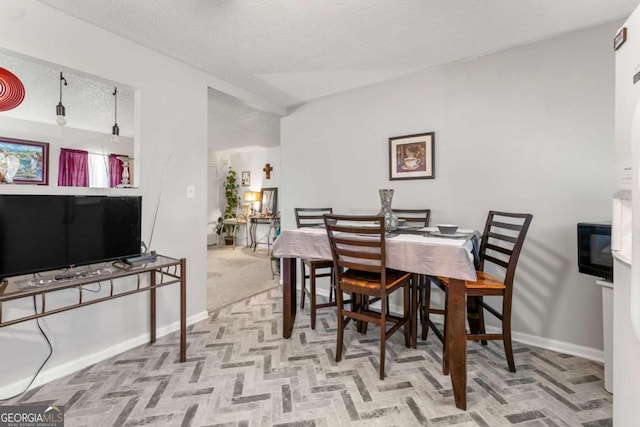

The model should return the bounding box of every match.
[425,211,533,373]
[295,207,335,330]
[392,209,431,334]
[324,214,411,379]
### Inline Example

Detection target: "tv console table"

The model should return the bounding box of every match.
[0,255,187,362]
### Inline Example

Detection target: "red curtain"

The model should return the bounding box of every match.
[108,154,125,187]
[58,148,89,187]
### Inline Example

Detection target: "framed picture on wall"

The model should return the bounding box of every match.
[241,170,251,187]
[388,132,435,180]
[0,136,49,185]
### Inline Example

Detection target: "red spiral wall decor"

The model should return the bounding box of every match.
[0,67,26,111]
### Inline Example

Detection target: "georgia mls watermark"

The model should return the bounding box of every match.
[0,405,64,427]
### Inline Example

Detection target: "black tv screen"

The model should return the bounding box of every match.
[0,195,142,279]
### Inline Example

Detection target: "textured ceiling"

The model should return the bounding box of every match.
[15,0,640,150]
[36,0,640,109]
[0,50,135,137]
[208,88,280,151]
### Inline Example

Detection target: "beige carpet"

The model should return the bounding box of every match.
[207,245,280,312]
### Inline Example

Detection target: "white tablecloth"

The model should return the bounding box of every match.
[272,227,477,281]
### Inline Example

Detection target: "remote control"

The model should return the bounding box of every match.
[125,252,158,264]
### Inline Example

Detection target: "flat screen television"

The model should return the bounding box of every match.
[0,195,142,280]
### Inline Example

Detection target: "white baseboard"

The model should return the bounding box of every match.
[310,286,605,364]
[507,328,604,363]
[0,310,209,398]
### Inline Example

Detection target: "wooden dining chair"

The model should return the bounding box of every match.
[392,208,431,332]
[425,211,533,373]
[324,214,411,380]
[392,208,431,229]
[295,207,335,330]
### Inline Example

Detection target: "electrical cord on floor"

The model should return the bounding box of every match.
[0,295,53,402]
[81,283,102,293]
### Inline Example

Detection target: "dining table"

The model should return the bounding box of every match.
[271,226,477,410]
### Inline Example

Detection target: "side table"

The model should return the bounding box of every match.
[248,215,279,253]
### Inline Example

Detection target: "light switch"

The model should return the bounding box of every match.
[186,185,195,199]
[616,161,632,191]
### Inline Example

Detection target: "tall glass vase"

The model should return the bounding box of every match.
[377,188,399,231]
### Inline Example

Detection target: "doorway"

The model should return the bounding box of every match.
[206,88,282,310]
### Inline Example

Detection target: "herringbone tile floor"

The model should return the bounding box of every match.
[7,287,612,426]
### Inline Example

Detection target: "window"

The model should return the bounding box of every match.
[89,153,109,188]
[58,149,129,188]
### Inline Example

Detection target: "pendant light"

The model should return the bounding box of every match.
[111,86,120,142]
[56,72,67,126]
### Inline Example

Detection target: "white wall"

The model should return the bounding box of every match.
[0,0,279,395]
[232,147,281,245]
[281,22,618,357]
[207,147,281,246]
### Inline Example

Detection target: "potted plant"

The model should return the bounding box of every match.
[216,167,240,245]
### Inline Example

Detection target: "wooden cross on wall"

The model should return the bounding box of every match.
[263,163,273,179]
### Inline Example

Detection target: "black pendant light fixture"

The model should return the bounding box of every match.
[56,71,67,126]
[111,86,120,142]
